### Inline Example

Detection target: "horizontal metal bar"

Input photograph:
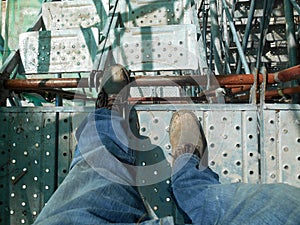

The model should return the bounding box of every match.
[128,97,206,104]
[4,78,86,89]
[236,85,300,100]
[4,65,300,90]
[265,86,300,99]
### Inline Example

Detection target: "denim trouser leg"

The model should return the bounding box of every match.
[172,154,300,225]
[34,109,174,225]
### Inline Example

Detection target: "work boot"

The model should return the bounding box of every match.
[95,64,130,114]
[169,110,204,165]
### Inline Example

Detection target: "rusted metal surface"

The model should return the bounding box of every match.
[128,97,205,104]
[4,78,86,89]
[227,85,252,94]
[265,86,300,99]
[274,65,300,82]
[4,71,300,90]
[3,65,300,103]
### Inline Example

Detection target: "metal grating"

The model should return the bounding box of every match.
[119,0,193,27]
[201,109,259,183]
[19,28,99,74]
[110,25,200,71]
[133,104,260,222]
[135,104,260,185]
[0,108,89,225]
[42,0,109,30]
[261,104,300,187]
[0,111,57,225]
[1,104,299,224]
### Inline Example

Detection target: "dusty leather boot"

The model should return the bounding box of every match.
[95,64,130,113]
[169,110,204,165]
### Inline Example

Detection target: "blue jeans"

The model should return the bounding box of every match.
[34,109,300,225]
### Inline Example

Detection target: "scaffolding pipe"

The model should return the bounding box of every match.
[236,0,256,74]
[265,86,300,99]
[285,0,298,67]
[4,78,84,89]
[285,0,300,103]
[256,0,274,69]
[210,0,223,74]
[221,0,250,74]
[289,0,300,27]
[3,65,300,89]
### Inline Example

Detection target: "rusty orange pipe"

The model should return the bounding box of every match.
[3,64,300,90]
[273,64,300,82]
[225,85,252,94]
[265,86,300,99]
[4,78,87,89]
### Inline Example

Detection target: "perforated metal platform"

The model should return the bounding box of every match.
[1,104,299,224]
[118,0,194,27]
[42,0,109,30]
[135,104,260,185]
[110,25,200,71]
[0,108,88,225]
[261,104,300,186]
[19,28,99,74]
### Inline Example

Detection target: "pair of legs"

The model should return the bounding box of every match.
[34,108,300,225]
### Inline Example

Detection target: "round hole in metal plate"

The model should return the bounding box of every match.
[223,170,228,175]
[283,165,289,170]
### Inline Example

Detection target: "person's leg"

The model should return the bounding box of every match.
[34,108,150,225]
[172,153,300,225]
[170,110,300,225]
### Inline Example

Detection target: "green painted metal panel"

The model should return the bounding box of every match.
[0,110,57,225]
